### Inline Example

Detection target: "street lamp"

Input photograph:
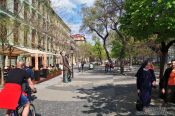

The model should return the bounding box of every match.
[70,46,74,78]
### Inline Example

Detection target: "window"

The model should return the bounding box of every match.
[0,23,7,44]
[14,0,18,15]
[24,3,28,20]
[32,0,36,7]
[14,29,19,45]
[43,36,45,50]
[32,29,36,48]
[0,0,6,9]
[38,1,40,11]
[32,9,35,20]
[13,22,20,45]
[24,26,28,47]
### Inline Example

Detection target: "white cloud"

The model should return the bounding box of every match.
[50,0,76,10]
[50,0,95,40]
[73,0,95,6]
[68,23,81,34]
[50,0,95,10]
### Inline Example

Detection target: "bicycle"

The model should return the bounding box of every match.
[9,86,37,116]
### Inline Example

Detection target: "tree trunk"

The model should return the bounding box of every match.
[129,55,133,66]
[119,41,126,74]
[159,44,169,79]
[159,42,169,79]
[1,44,5,85]
[159,52,167,79]
[129,55,133,70]
[103,41,112,63]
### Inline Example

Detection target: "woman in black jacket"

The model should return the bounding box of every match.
[162,59,175,103]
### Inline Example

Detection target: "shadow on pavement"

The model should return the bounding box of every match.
[76,84,137,116]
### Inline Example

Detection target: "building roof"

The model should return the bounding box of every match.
[71,34,86,41]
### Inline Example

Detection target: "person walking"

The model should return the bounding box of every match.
[78,61,81,72]
[136,60,156,111]
[105,61,109,72]
[81,60,85,72]
[162,59,175,104]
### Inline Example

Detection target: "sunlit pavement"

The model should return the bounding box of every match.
[0,65,175,116]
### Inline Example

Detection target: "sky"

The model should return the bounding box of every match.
[50,0,95,39]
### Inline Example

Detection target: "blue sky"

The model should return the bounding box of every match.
[50,0,95,39]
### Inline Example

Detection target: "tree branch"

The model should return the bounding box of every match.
[166,39,175,50]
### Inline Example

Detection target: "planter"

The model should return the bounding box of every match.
[34,70,40,81]
[35,70,62,84]
[46,70,61,79]
[42,69,48,78]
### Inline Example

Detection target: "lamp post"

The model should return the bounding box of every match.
[70,47,74,78]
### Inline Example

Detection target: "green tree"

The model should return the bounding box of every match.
[111,40,122,59]
[81,0,129,74]
[120,0,175,78]
[92,38,105,63]
[81,1,111,63]
[77,43,93,61]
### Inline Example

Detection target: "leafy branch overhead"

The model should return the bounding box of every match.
[120,0,175,78]
[120,0,175,40]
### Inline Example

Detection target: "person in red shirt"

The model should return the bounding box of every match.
[162,59,175,103]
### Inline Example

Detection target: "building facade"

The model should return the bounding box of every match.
[0,0,72,70]
[71,34,86,46]
[71,34,86,63]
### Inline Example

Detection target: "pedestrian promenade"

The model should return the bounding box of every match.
[0,65,175,116]
[33,66,175,115]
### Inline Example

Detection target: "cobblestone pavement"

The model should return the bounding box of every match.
[1,66,175,116]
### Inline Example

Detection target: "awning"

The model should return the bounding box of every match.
[14,46,46,55]
[0,46,28,56]
[0,46,46,56]
[46,52,59,56]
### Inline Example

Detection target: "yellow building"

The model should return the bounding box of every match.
[0,0,72,79]
[71,34,86,63]
[71,34,86,46]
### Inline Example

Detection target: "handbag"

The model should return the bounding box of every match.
[136,94,143,111]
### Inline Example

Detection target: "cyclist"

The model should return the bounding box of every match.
[0,61,36,116]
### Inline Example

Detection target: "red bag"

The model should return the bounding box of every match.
[0,83,21,110]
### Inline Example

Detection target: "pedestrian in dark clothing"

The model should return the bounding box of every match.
[24,64,34,80]
[105,61,109,72]
[136,60,156,111]
[162,59,175,104]
[22,63,35,93]
[81,61,85,72]
[109,63,114,72]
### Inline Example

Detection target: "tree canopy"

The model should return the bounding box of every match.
[120,0,175,78]
[120,0,175,40]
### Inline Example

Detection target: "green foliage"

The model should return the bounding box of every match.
[120,0,175,41]
[110,39,122,58]
[78,42,94,59]
[92,38,106,60]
